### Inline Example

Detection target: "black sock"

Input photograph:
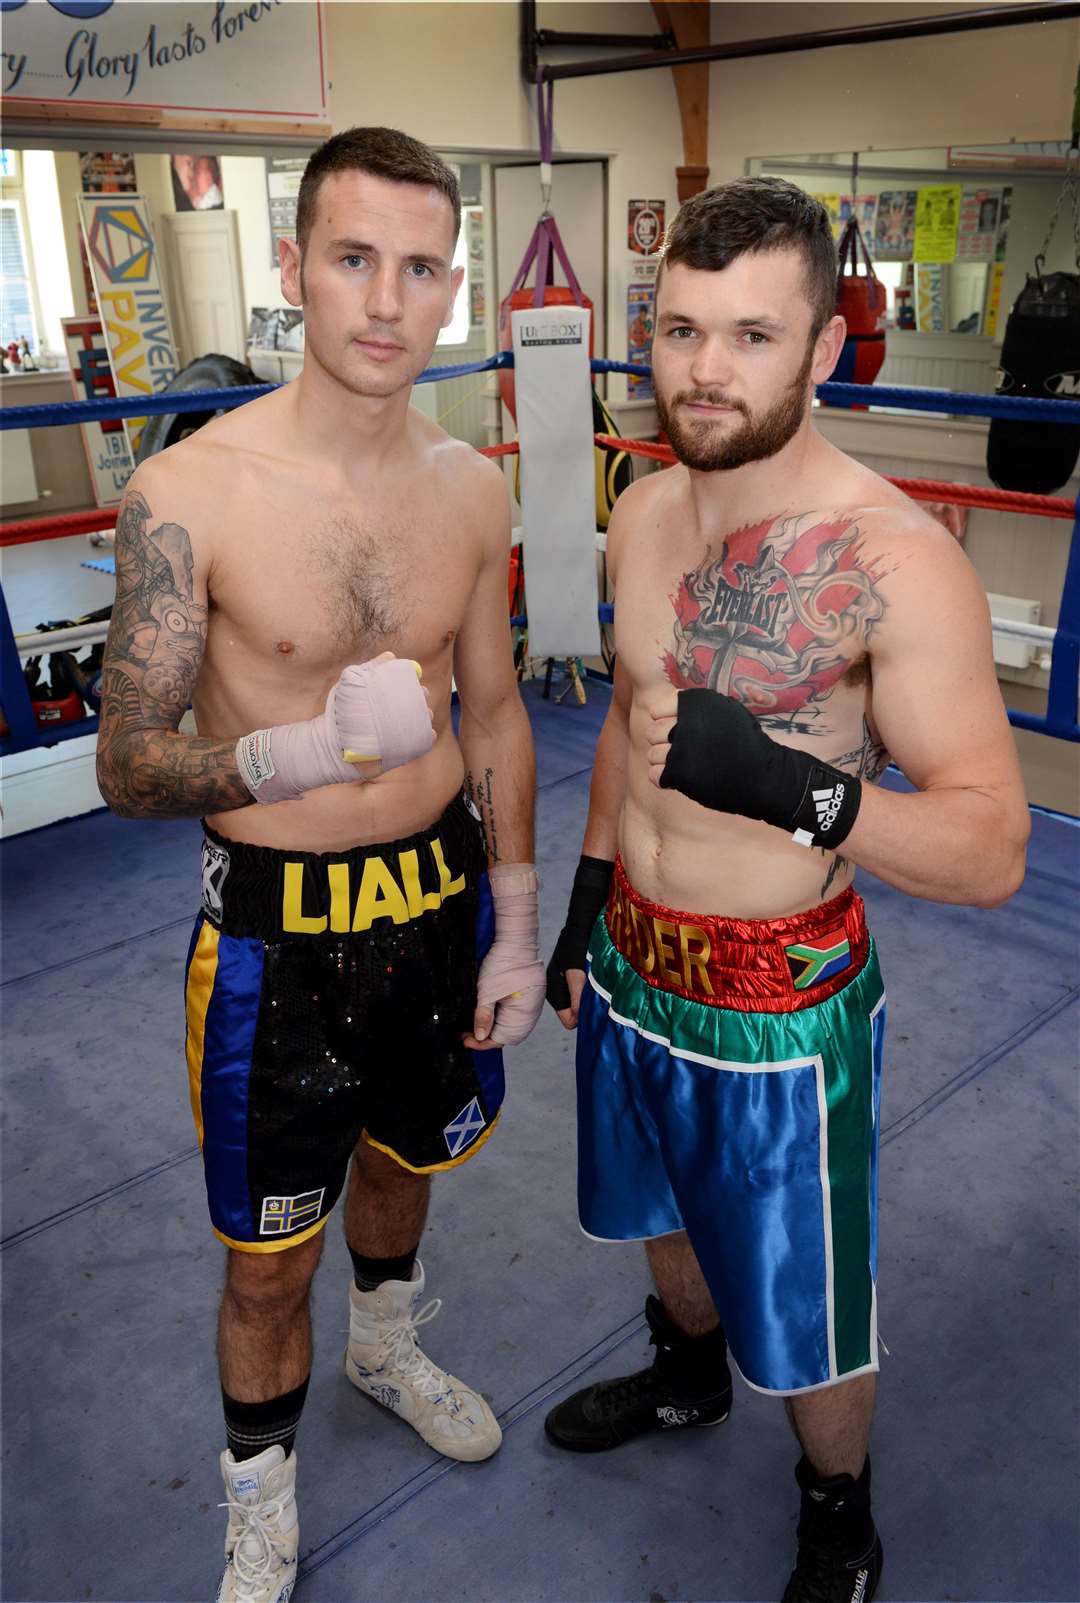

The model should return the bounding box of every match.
[223,1375,310,1464]
[349,1245,417,1292]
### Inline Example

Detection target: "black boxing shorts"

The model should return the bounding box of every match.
[184,795,501,1252]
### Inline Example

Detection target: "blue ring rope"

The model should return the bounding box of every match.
[2,353,1076,748]
[7,354,1080,430]
[0,352,514,431]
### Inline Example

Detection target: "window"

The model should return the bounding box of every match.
[0,199,39,349]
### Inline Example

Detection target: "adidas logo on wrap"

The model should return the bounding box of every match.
[813,782,845,834]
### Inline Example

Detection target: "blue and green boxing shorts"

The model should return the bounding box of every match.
[577,857,886,1395]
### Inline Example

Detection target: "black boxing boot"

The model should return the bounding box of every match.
[544,1295,732,1452]
[781,1455,883,1603]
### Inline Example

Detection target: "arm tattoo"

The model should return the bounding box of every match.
[834,717,889,781]
[96,489,252,819]
[465,766,500,864]
[664,513,887,733]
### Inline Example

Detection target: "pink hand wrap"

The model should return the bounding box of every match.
[237,657,434,806]
[475,863,546,1047]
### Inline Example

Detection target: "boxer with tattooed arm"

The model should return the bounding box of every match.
[95,128,543,1603]
[544,178,1028,1603]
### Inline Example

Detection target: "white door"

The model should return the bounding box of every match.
[494,162,606,354]
[160,210,247,366]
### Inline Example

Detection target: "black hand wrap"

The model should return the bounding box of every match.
[658,689,862,850]
[546,855,615,1010]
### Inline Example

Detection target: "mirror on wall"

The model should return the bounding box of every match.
[750,143,1072,342]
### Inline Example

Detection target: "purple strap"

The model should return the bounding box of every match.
[502,75,586,313]
[538,76,554,165]
[837,213,876,280]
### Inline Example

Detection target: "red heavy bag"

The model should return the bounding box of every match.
[498,207,594,421]
[832,214,887,410]
[499,283,594,420]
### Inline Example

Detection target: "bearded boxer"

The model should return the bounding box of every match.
[544,178,1028,1603]
[97,127,543,1603]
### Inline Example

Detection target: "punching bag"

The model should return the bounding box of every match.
[498,283,594,421]
[988,272,1080,494]
[832,214,887,409]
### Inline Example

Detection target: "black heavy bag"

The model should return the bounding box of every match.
[135,353,261,463]
[988,272,1080,494]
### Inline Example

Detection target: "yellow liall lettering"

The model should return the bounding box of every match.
[399,848,441,920]
[431,838,465,901]
[352,855,410,932]
[327,863,351,933]
[282,862,328,934]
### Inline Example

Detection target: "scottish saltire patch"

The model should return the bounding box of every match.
[259,1188,325,1235]
[784,931,852,991]
[444,1096,486,1158]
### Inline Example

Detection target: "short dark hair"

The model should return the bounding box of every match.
[296,126,461,251]
[660,177,837,340]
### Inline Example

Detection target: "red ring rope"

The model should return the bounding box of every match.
[1,507,119,547]
[1,434,1070,550]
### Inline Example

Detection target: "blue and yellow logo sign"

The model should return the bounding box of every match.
[87,204,154,284]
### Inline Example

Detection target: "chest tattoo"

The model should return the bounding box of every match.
[664,514,888,728]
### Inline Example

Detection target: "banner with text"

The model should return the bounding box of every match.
[3,1,326,123]
[79,194,179,459]
[62,315,135,508]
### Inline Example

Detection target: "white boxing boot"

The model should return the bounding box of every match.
[217,1444,298,1603]
[345,1259,502,1462]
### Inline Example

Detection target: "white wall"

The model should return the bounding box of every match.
[219,155,291,313]
[323,3,1079,400]
[325,3,686,399]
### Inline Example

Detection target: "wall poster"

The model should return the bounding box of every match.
[874,191,917,258]
[627,199,665,257]
[171,154,225,212]
[79,152,136,194]
[266,156,306,267]
[913,186,962,264]
[626,282,656,398]
[956,188,1004,263]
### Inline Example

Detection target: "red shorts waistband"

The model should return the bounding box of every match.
[604,855,869,1012]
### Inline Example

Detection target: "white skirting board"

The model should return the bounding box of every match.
[0,734,103,837]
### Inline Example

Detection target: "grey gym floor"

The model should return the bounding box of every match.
[2,676,1078,1603]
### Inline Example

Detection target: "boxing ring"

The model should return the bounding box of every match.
[2,360,1079,754]
[1,364,1078,1602]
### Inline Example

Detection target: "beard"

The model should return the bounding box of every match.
[656,344,814,472]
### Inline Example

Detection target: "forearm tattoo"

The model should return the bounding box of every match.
[465,766,500,864]
[96,489,251,818]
